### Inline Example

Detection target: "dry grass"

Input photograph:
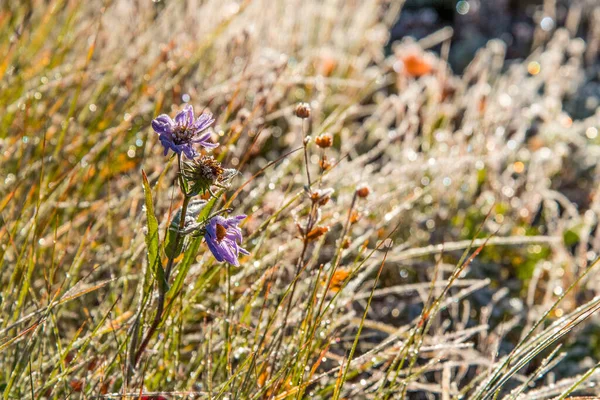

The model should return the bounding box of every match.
[1,0,600,398]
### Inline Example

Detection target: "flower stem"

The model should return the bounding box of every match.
[302,119,312,187]
[225,262,232,377]
[132,155,191,369]
[165,194,190,280]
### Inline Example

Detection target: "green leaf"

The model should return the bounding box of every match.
[164,221,185,260]
[142,170,167,292]
[164,199,207,259]
[166,191,221,300]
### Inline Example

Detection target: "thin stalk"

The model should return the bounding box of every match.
[268,120,317,371]
[269,239,309,372]
[302,119,312,187]
[165,194,190,280]
[334,247,389,400]
[294,192,357,398]
[133,155,191,368]
[225,262,232,378]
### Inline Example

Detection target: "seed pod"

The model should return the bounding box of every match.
[181,156,228,195]
[295,102,311,119]
[310,188,334,206]
[356,184,370,198]
[319,156,334,170]
[306,225,329,241]
[350,210,361,224]
[315,133,333,148]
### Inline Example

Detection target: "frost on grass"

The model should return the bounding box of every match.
[0,0,600,399]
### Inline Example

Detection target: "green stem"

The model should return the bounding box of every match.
[133,154,191,368]
[225,262,232,378]
[165,194,190,280]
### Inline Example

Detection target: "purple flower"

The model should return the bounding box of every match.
[151,104,217,159]
[204,214,249,266]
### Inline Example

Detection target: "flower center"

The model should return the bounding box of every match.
[204,157,223,179]
[173,125,193,145]
[216,223,227,242]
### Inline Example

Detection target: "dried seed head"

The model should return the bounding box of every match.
[199,156,224,180]
[319,157,334,171]
[356,184,370,198]
[182,155,225,195]
[310,188,334,206]
[315,133,333,148]
[295,102,311,119]
[318,197,330,206]
[342,238,351,249]
[306,225,329,241]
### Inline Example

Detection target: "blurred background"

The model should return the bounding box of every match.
[0,0,599,398]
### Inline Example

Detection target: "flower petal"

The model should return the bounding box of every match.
[191,132,218,149]
[193,112,214,131]
[225,227,243,242]
[201,140,218,149]
[176,104,194,126]
[220,242,238,265]
[181,144,198,159]
[206,238,225,262]
[152,114,174,134]
[233,215,247,222]
[203,214,247,266]
[205,218,218,240]
[191,132,212,143]
[160,136,179,156]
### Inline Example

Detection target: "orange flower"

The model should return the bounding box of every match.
[306,226,330,241]
[328,268,350,292]
[402,53,434,77]
[315,133,333,148]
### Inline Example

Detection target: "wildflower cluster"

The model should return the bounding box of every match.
[151,105,217,158]
[129,104,248,371]
[153,104,248,265]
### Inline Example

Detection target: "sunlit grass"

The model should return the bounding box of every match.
[1,0,600,399]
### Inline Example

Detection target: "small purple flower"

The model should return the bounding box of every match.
[204,214,249,266]
[151,104,217,159]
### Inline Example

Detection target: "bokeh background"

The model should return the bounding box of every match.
[0,0,600,398]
